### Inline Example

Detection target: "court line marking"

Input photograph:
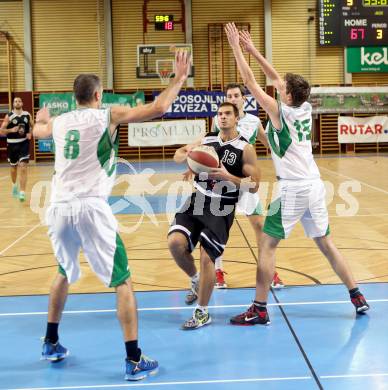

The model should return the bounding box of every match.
[321,373,388,379]
[4,373,388,390]
[2,376,313,390]
[0,222,41,256]
[0,298,387,317]
[320,166,388,196]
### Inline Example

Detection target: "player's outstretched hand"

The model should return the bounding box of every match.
[174,49,191,83]
[224,23,240,48]
[36,106,51,124]
[239,30,255,53]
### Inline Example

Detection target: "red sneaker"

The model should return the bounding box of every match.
[351,294,370,314]
[215,269,227,289]
[271,272,284,289]
[230,304,270,326]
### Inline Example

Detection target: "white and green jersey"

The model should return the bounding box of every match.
[51,108,118,202]
[213,112,261,145]
[266,101,320,180]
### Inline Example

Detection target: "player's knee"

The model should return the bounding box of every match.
[168,233,189,255]
[251,218,263,232]
[200,249,213,266]
[260,233,279,251]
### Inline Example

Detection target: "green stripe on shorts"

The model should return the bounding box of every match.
[110,233,131,287]
[58,264,67,278]
[263,198,285,239]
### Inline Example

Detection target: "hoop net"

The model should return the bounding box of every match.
[156,59,174,85]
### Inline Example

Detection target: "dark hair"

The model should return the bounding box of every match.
[13,96,22,103]
[284,73,310,107]
[218,102,239,117]
[224,83,246,96]
[73,74,101,105]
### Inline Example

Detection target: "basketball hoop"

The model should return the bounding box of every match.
[156,59,174,85]
[158,69,173,85]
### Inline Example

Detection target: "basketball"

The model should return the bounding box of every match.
[187,145,219,174]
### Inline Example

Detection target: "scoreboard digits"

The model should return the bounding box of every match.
[154,15,174,31]
[319,0,388,46]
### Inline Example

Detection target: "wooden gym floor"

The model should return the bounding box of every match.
[0,154,387,297]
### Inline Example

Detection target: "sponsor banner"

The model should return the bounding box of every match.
[39,92,145,114]
[38,139,54,152]
[152,90,259,118]
[38,92,145,152]
[128,120,206,146]
[101,91,145,107]
[347,46,388,73]
[310,87,388,114]
[39,93,75,116]
[338,115,388,143]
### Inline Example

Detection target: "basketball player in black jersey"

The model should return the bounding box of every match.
[0,97,33,202]
[168,102,261,330]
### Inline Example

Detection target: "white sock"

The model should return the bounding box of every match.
[215,256,223,270]
[191,272,199,284]
[195,305,207,313]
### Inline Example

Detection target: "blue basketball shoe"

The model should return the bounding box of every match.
[125,354,159,381]
[41,338,69,361]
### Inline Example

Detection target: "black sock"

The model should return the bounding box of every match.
[349,287,361,298]
[45,322,59,344]
[125,340,142,362]
[253,301,267,311]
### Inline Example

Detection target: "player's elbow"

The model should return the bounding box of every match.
[152,99,170,117]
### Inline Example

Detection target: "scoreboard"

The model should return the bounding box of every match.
[318,0,388,46]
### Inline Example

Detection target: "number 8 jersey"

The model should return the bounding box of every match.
[266,101,320,180]
[51,108,118,202]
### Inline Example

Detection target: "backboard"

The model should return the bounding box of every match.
[136,43,194,80]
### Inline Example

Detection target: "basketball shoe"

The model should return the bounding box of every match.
[215,269,227,288]
[185,277,199,305]
[41,338,69,361]
[271,272,284,289]
[230,303,270,326]
[182,307,212,330]
[351,293,370,314]
[125,355,159,381]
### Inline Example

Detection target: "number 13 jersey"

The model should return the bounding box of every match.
[266,101,320,180]
[51,108,118,202]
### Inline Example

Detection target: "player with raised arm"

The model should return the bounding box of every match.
[224,23,369,326]
[33,51,191,379]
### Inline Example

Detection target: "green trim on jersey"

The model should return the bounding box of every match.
[248,128,258,145]
[110,233,131,287]
[97,128,119,177]
[267,115,292,158]
[263,198,285,239]
[325,225,330,236]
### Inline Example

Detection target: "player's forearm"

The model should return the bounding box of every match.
[33,122,51,139]
[249,48,282,84]
[231,44,257,86]
[0,127,16,135]
[153,76,186,115]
